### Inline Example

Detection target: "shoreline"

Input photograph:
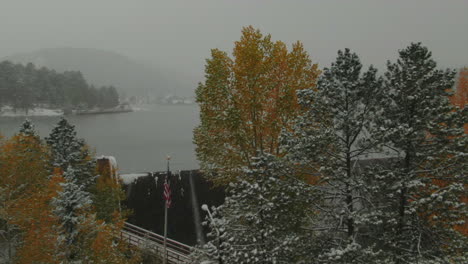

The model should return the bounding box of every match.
[0,106,63,117]
[0,105,136,117]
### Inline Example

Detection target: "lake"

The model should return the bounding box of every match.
[0,105,200,173]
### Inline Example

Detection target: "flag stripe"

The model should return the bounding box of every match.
[163,181,171,208]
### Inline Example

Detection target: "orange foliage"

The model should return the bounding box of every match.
[80,213,141,264]
[96,157,118,187]
[0,134,64,263]
[428,67,468,236]
[450,68,468,108]
[0,134,50,193]
[449,67,468,133]
[454,196,468,236]
[423,177,468,237]
[12,175,65,264]
[1,132,139,262]
[195,26,320,183]
[93,157,125,222]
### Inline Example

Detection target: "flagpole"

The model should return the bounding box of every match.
[163,202,168,264]
[163,156,170,264]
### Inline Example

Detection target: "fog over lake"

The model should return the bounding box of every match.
[0,105,199,173]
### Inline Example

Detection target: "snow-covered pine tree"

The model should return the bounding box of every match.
[52,166,92,261]
[46,117,95,188]
[281,48,383,262]
[198,154,317,264]
[18,119,38,138]
[16,119,49,165]
[369,43,467,263]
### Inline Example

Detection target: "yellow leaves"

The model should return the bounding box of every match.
[13,183,62,264]
[195,26,320,184]
[93,157,126,222]
[0,134,49,199]
[0,135,64,263]
[96,157,118,187]
[450,67,467,109]
[449,68,467,134]
[80,214,141,264]
[1,126,139,262]
[53,166,64,175]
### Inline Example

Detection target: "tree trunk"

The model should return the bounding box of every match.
[346,153,354,239]
[395,152,411,264]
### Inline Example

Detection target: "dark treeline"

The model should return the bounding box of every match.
[0,61,119,113]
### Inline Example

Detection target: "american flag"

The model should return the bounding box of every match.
[164,155,172,208]
[163,180,171,208]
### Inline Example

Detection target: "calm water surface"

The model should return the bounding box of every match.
[0,105,199,173]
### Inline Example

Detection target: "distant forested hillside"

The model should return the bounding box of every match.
[2,47,190,97]
[0,61,119,112]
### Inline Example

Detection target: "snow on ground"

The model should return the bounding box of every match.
[119,173,149,185]
[0,106,63,117]
[129,104,151,112]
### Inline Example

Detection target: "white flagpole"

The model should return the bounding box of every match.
[163,156,170,264]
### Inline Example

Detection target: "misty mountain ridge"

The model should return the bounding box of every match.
[2,47,193,97]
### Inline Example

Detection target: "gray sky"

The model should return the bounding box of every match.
[1,0,467,90]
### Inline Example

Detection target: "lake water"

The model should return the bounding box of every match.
[0,105,200,173]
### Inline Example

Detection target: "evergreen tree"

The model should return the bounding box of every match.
[46,118,96,188]
[99,86,119,108]
[18,119,37,138]
[1,121,138,263]
[52,166,92,260]
[19,62,37,114]
[86,85,99,108]
[15,81,35,114]
[0,61,16,106]
[281,49,383,262]
[35,66,53,105]
[0,60,120,110]
[198,154,317,263]
[16,119,51,175]
[368,43,467,263]
[53,166,139,263]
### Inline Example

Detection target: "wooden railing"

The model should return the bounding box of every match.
[121,222,194,264]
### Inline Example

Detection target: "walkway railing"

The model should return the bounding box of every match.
[121,222,194,264]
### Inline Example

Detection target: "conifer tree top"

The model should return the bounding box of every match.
[45,117,90,173]
[18,119,38,138]
[46,118,80,145]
